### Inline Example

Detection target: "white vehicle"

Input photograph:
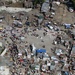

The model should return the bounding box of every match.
[51,12,55,15]
[47,25,54,30]
[13,20,22,28]
[69,7,74,12]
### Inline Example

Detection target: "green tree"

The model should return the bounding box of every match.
[34,0,45,5]
[72,0,75,7]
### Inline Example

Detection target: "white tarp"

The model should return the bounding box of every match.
[35,65,40,70]
[0,66,9,75]
[1,48,7,56]
[0,42,2,47]
[55,49,63,55]
[53,1,60,6]
[21,37,25,40]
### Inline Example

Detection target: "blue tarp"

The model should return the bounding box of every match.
[64,24,71,28]
[36,49,46,53]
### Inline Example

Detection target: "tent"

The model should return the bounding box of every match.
[36,49,46,53]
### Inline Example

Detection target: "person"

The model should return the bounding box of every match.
[42,12,46,19]
[72,60,75,70]
[49,2,52,11]
[32,0,35,9]
[29,44,33,52]
[13,44,18,53]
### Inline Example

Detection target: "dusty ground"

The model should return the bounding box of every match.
[0,2,75,57]
[0,2,75,75]
[53,3,75,24]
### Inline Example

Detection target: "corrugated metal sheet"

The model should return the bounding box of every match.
[41,2,49,13]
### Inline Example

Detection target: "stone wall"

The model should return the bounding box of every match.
[5,0,19,3]
[0,6,32,13]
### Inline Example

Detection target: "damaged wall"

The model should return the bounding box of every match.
[5,0,19,3]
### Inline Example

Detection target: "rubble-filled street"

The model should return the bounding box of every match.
[0,0,75,75]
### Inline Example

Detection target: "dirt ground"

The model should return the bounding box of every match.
[53,3,75,24]
[0,2,75,75]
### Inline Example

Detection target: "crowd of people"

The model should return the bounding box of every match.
[0,0,75,75]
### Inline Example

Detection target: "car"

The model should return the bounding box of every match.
[13,20,23,28]
[66,2,74,12]
[47,25,53,30]
[68,7,74,12]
